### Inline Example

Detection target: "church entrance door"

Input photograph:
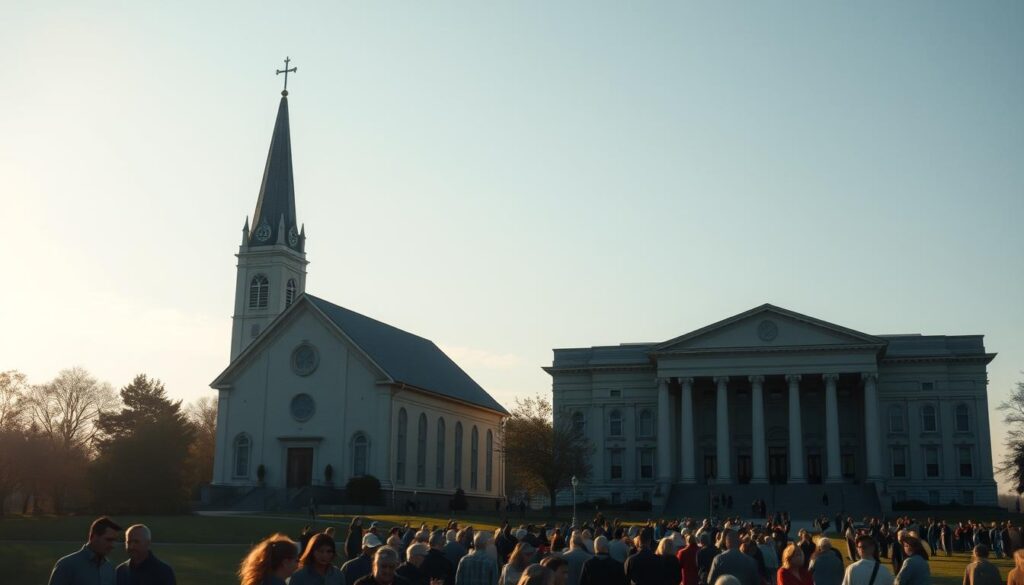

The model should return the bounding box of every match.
[287,448,314,488]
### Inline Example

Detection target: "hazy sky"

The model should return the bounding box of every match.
[2,2,1022,490]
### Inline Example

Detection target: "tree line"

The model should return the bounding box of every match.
[0,368,216,515]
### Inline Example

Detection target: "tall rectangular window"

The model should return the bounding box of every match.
[958,446,973,478]
[639,449,655,479]
[925,446,940,478]
[891,447,907,478]
[609,449,623,480]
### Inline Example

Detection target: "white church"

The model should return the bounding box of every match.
[206,87,508,510]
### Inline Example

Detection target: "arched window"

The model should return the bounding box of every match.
[233,434,251,478]
[921,405,938,432]
[638,409,654,437]
[416,413,427,487]
[609,410,623,436]
[454,422,463,488]
[955,404,970,432]
[572,411,585,436]
[485,429,494,492]
[889,405,905,433]
[249,275,269,309]
[352,433,368,477]
[470,426,479,490]
[396,408,407,484]
[285,279,297,307]
[436,418,446,489]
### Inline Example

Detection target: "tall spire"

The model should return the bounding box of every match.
[249,91,299,250]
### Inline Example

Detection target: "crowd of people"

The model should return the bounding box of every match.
[45,512,1024,585]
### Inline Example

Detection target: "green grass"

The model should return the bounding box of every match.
[2,513,1017,585]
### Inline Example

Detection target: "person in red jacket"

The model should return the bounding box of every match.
[776,544,811,585]
[676,534,699,585]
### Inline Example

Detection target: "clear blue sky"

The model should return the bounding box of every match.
[2,2,1021,489]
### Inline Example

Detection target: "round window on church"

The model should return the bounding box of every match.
[291,393,316,422]
[291,343,319,376]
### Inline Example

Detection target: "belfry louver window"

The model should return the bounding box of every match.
[249,275,269,309]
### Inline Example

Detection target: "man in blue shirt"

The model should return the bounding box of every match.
[116,524,176,585]
[48,517,122,585]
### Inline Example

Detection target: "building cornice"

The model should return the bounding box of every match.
[649,343,885,358]
[880,353,996,365]
[543,364,653,376]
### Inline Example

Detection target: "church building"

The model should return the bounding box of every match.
[547,305,999,516]
[208,85,507,510]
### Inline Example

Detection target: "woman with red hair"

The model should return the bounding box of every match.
[238,533,299,585]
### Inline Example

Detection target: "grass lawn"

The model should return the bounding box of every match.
[1,513,1016,585]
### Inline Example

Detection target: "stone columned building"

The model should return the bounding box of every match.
[547,305,997,516]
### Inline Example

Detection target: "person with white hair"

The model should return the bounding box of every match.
[397,542,432,585]
[455,532,499,585]
[422,531,456,585]
[809,537,845,585]
[116,523,177,585]
[445,529,468,569]
[580,536,626,585]
[563,531,593,585]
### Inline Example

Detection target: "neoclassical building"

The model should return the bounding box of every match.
[547,305,998,513]
[206,86,507,510]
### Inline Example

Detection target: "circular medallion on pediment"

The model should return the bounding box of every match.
[291,343,319,376]
[757,319,778,342]
[290,393,315,422]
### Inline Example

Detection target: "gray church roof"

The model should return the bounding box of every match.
[307,295,509,415]
[249,95,301,251]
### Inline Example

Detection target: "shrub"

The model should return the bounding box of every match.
[346,475,382,505]
[450,488,468,511]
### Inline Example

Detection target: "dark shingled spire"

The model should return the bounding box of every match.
[249,95,299,250]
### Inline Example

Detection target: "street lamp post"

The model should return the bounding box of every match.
[571,475,579,528]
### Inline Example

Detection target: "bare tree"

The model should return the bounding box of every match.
[0,370,28,431]
[998,376,1024,494]
[501,394,591,513]
[24,367,117,452]
[185,395,218,486]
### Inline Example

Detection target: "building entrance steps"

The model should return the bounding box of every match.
[662,482,882,521]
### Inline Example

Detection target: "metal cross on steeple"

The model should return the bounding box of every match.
[276,57,297,95]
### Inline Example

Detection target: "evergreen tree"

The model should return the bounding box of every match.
[91,374,196,513]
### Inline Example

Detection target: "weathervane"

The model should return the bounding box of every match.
[276,57,297,95]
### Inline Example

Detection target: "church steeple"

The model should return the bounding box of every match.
[229,64,308,361]
[249,94,300,250]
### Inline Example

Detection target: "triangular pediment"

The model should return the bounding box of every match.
[652,304,886,353]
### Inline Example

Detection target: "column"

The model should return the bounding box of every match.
[749,375,767,483]
[862,373,883,481]
[824,373,842,483]
[714,376,731,482]
[212,390,230,484]
[679,377,696,483]
[786,375,805,483]
[657,378,672,486]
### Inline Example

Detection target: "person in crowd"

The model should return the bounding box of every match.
[707,530,759,585]
[564,531,594,585]
[893,536,930,585]
[289,533,344,585]
[502,542,537,585]
[517,564,555,585]
[609,529,630,564]
[713,577,740,585]
[550,529,566,554]
[890,532,905,574]
[677,534,700,585]
[48,516,122,585]
[808,538,844,585]
[396,543,431,585]
[540,555,569,585]
[344,533,384,585]
[496,525,517,564]
[962,545,1001,585]
[841,536,893,585]
[580,536,626,585]
[757,535,778,577]
[388,535,407,562]
[796,531,815,572]
[846,524,860,563]
[455,532,499,585]
[776,543,811,585]
[446,530,469,569]
[657,537,681,585]
[625,528,662,585]
[1009,549,1024,585]
[116,524,176,585]
[354,547,407,585]
[239,533,300,585]
[422,532,455,585]
[696,532,719,585]
[325,527,338,540]
[347,519,366,562]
